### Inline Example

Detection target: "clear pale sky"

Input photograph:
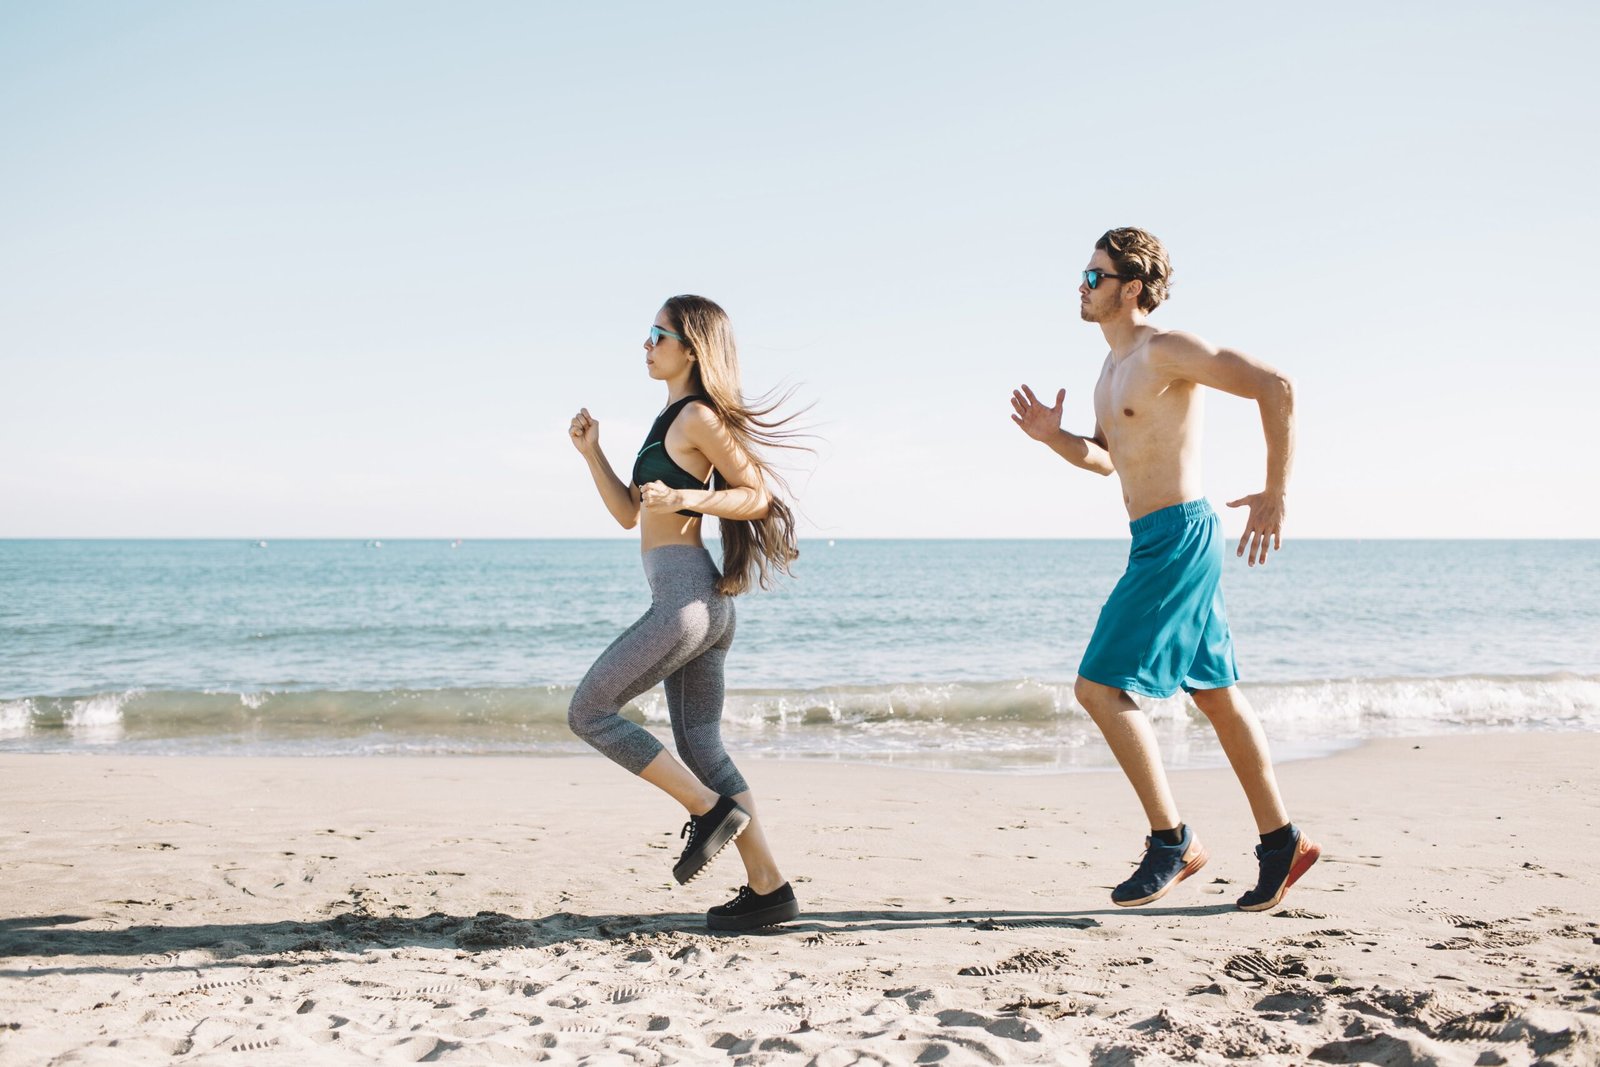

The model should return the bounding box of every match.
[3,2,1597,539]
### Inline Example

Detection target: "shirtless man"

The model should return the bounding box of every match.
[1010,227,1319,912]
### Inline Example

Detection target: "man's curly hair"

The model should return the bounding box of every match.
[1095,227,1172,313]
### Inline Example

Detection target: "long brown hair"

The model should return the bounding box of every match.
[661,294,806,596]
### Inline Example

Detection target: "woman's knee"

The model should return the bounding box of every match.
[566,703,590,739]
[567,691,610,740]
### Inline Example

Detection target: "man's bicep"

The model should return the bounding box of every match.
[1163,335,1280,400]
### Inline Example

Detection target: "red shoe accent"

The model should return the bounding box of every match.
[1179,844,1210,883]
[1283,838,1321,891]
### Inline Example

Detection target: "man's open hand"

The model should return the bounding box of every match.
[1010,384,1064,442]
[1226,491,1285,566]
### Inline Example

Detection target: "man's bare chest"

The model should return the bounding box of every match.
[1095,356,1174,428]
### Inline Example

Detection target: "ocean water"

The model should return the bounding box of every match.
[2,538,1597,771]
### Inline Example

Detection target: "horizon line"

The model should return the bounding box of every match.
[3,536,1597,543]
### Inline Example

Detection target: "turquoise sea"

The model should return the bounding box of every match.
[2,538,1597,770]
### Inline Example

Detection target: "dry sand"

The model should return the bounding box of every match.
[2,734,1597,1065]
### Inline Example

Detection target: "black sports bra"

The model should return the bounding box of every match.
[633,396,714,517]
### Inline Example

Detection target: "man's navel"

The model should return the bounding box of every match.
[1123,408,1135,417]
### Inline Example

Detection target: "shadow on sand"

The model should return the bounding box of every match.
[1,902,1235,977]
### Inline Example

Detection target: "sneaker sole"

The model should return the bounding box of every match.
[672,806,752,885]
[1111,844,1210,908]
[706,898,801,932]
[1237,840,1322,912]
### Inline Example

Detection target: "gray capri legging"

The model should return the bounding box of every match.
[567,545,749,797]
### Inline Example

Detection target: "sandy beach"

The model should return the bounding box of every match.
[2,734,1597,1065]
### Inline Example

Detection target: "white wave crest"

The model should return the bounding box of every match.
[64,692,130,743]
[1244,675,1600,732]
[0,699,33,737]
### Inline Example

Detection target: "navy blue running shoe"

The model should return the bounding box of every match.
[1237,827,1321,912]
[1111,826,1209,907]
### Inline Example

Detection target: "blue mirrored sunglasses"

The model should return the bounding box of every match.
[648,325,685,346]
[1082,269,1134,290]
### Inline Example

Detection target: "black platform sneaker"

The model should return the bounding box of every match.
[672,796,751,885]
[706,882,800,932]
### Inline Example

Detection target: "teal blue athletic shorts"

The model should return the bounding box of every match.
[1078,499,1239,699]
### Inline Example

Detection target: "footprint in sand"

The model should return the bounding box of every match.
[1483,929,1539,949]
[137,1005,205,1026]
[1437,1001,1525,1044]
[957,948,1073,976]
[359,982,463,1005]
[226,1038,279,1054]
[177,975,262,997]
[1252,990,1322,1018]
[1442,912,1527,931]
[545,994,590,1010]
[999,995,1082,1019]
[1428,936,1479,951]
[1222,952,1309,983]
[1343,987,1478,1032]
[714,1013,794,1038]
[933,1008,1045,1043]
[1551,922,1599,939]
[880,988,944,1013]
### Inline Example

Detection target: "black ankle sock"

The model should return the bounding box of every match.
[1261,824,1295,851]
[1151,824,1185,847]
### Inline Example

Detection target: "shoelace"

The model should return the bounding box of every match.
[1131,836,1186,878]
[1129,836,1164,869]
[679,818,700,852]
[729,887,751,907]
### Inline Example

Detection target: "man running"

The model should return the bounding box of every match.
[1010,226,1318,912]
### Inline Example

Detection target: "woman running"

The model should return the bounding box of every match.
[566,294,803,932]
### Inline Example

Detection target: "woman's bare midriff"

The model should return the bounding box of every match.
[640,510,707,554]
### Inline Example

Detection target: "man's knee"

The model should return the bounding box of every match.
[1188,685,1239,720]
[1074,676,1124,718]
